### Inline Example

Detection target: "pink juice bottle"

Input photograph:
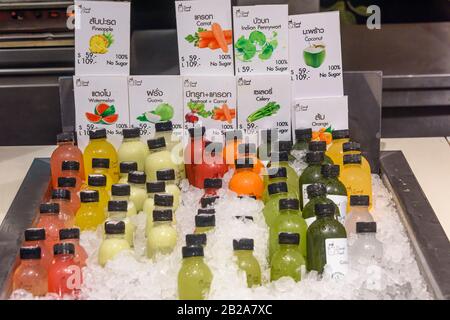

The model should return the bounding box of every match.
[59,228,88,267]
[48,243,82,297]
[50,189,75,227]
[50,132,85,189]
[13,246,48,296]
[24,228,52,269]
[36,203,64,250]
[57,177,81,214]
[61,160,83,190]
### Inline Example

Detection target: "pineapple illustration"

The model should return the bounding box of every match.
[89,32,114,54]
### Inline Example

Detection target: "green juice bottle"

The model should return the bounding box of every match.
[309,141,333,164]
[233,239,261,288]
[270,232,305,282]
[302,183,340,227]
[320,164,348,223]
[178,246,213,300]
[263,182,295,227]
[278,140,295,161]
[194,214,215,234]
[307,203,348,279]
[299,151,325,210]
[292,129,312,152]
[265,151,299,198]
[269,198,307,260]
[262,167,288,203]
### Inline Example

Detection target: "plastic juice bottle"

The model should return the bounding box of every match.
[36,203,64,249]
[233,238,261,287]
[155,121,180,152]
[146,210,177,258]
[178,246,213,300]
[194,214,215,234]
[319,164,348,223]
[270,232,305,282]
[107,200,136,247]
[145,137,180,183]
[236,143,264,174]
[13,247,48,296]
[24,228,52,269]
[156,169,180,210]
[48,243,82,297]
[265,152,298,198]
[263,167,288,203]
[186,233,207,247]
[307,203,348,278]
[59,228,88,267]
[87,174,109,211]
[147,193,174,232]
[325,129,350,165]
[223,129,243,166]
[91,158,113,191]
[292,128,312,152]
[350,222,383,264]
[344,195,374,236]
[84,129,119,182]
[98,221,130,267]
[341,142,371,174]
[118,161,137,184]
[185,127,207,185]
[340,154,373,210]
[50,189,75,228]
[61,160,82,190]
[309,141,333,164]
[75,190,105,231]
[263,182,296,227]
[127,171,147,212]
[302,183,340,227]
[50,132,84,189]
[118,128,149,172]
[200,178,222,208]
[229,158,264,199]
[111,184,137,217]
[143,181,166,217]
[269,198,307,260]
[57,177,81,213]
[194,142,229,188]
[257,129,278,162]
[299,151,325,209]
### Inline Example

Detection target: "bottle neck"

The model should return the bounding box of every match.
[54,254,75,262]
[236,168,253,173]
[271,191,287,197]
[310,194,327,201]
[93,167,109,174]
[40,213,59,219]
[105,234,126,240]
[279,208,298,215]
[108,211,127,220]
[344,163,361,168]
[52,198,69,204]
[183,256,204,264]
[123,137,140,143]
[111,195,129,201]
[21,259,41,266]
[316,214,334,220]
[58,141,74,147]
[149,146,167,154]
[279,244,298,251]
[357,232,375,240]
[153,220,172,227]
[61,169,79,176]
[25,239,46,247]
[63,238,80,246]
[204,188,217,196]
[130,182,145,189]
[81,202,100,209]
[234,250,254,257]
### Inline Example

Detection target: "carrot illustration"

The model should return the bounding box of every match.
[198,38,210,48]
[211,23,228,53]
[222,104,232,123]
[225,37,232,45]
[199,30,232,39]
[208,40,220,50]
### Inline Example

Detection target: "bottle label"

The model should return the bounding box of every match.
[324,238,348,279]
[327,195,348,224]
[305,216,316,227]
[302,183,312,207]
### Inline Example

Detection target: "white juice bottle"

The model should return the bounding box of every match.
[144,137,180,183]
[127,171,148,212]
[98,221,131,267]
[118,161,137,184]
[106,200,136,247]
[118,128,149,172]
[146,209,177,259]
[350,222,383,264]
[344,195,374,236]
[156,169,180,211]
[111,184,137,217]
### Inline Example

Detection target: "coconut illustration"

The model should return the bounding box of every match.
[303,43,326,68]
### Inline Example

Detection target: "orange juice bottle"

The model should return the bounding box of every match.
[36,203,64,250]
[57,177,81,214]
[326,130,350,165]
[13,247,48,296]
[50,189,75,228]
[59,228,88,267]
[229,158,264,199]
[60,160,83,190]
[23,228,52,269]
[342,142,371,174]
[340,154,372,210]
[91,158,113,191]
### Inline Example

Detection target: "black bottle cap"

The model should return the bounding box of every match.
[154,193,174,207]
[278,140,293,152]
[195,214,215,227]
[224,129,243,141]
[122,127,140,139]
[51,189,71,201]
[80,190,99,203]
[147,137,166,150]
[39,203,59,214]
[204,178,222,189]
[270,151,289,162]
[59,228,80,240]
[152,209,173,222]
[279,198,300,210]
[343,141,361,152]
[356,222,377,233]
[24,228,46,241]
[306,151,324,164]
[104,221,125,235]
[155,121,173,132]
[111,184,131,196]
[321,164,340,178]
[53,242,75,255]
[238,195,257,200]
[57,177,77,188]
[295,128,312,141]
[61,160,80,171]
[88,174,107,187]
[156,169,175,181]
[20,246,41,260]
[278,232,300,245]
[235,157,254,169]
[350,195,370,206]
[307,183,327,199]
[315,203,335,217]
[233,238,254,251]
[120,161,138,174]
[332,129,349,140]
[268,167,287,179]
[146,181,166,193]
[186,233,207,247]
[261,129,277,143]
[128,171,146,184]
[108,200,128,212]
[188,127,206,138]
[238,143,256,155]
[89,128,107,140]
[56,132,74,143]
[182,245,204,258]
[233,215,254,222]
[200,196,219,208]
[268,182,288,195]
[197,208,215,215]
[92,158,110,169]
[343,154,362,165]
[309,141,327,152]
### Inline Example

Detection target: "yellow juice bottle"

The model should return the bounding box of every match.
[91,158,113,191]
[326,130,350,165]
[342,142,371,174]
[340,154,372,210]
[87,174,110,212]
[84,129,119,183]
[75,190,106,231]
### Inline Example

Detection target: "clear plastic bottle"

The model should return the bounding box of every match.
[50,189,75,228]
[342,141,371,175]
[87,174,110,211]
[156,169,180,210]
[48,243,82,297]
[326,129,350,165]
[302,183,340,227]
[185,127,207,185]
[270,232,305,282]
[155,121,181,152]
[23,228,52,269]
[344,195,374,236]
[263,167,288,203]
[36,203,64,249]
[98,221,130,267]
[263,182,297,227]
[178,246,213,300]
[233,238,261,287]
[292,128,312,152]
[194,214,215,234]
[299,151,325,209]
[127,171,147,212]
[75,190,105,231]
[200,178,222,208]
[118,128,149,172]
[91,158,113,191]
[145,137,180,183]
[107,200,136,247]
[59,228,88,267]
[309,141,333,164]
[118,161,137,184]
[111,184,137,217]
[143,181,166,219]
[229,158,264,199]
[60,160,82,191]
[57,177,81,214]
[319,164,348,222]
[266,151,298,198]
[186,233,207,247]
[13,246,48,296]
[350,222,383,264]
[340,154,373,210]
[146,209,177,259]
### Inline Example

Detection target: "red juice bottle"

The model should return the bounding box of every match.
[200,178,222,208]
[184,127,207,185]
[57,177,81,214]
[36,203,64,250]
[13,246,48,296]
[59,228,88,267]
[61,160,83,190]
[50,189,75,228]
[24,228,52,269]
[48,243,82,297]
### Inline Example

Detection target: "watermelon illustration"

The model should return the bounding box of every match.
[86,103,118,125]
[86,112,102,123]
[101,114,118,125]
[95,103,110,116]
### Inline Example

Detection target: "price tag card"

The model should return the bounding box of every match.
[73,75,130,150]
[289,11,343,99]
[182,75,237,142]
[175,0,234,75]
[233,5,289,75]
[74,0,130,75]
[237,74,291,142]
[128,76,184,141]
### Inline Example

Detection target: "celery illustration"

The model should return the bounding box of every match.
[246,101,280,123]
[235,31,278,62]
